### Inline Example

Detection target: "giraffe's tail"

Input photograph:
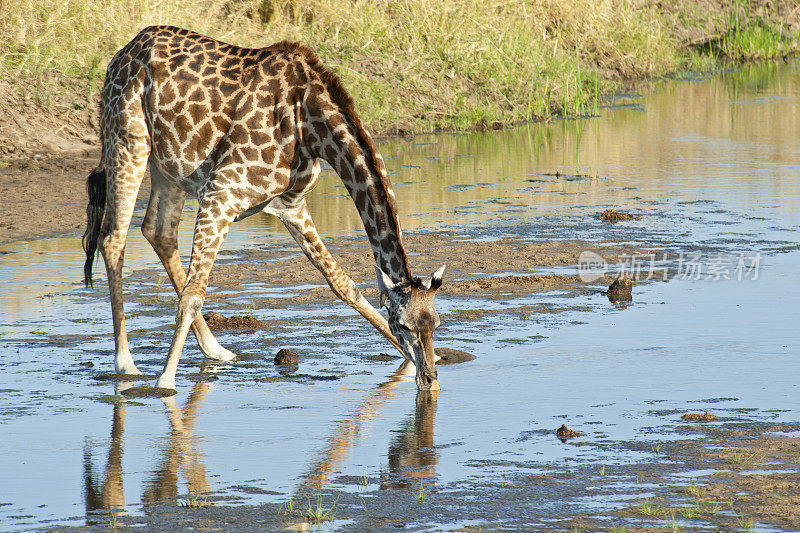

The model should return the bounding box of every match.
[82,165,106,287]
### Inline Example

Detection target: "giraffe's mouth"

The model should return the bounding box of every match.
[415,332,439,391]
[416,372,440,391]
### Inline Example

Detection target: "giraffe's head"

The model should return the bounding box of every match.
[376,265,446,391]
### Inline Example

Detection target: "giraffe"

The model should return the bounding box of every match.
[82,25,446,392]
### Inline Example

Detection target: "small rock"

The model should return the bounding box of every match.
[681,412,716,422]
[274,348,299,365]
[556,424,583,440]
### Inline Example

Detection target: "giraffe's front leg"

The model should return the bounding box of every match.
[155,195,235,391]
[142,167,237,363]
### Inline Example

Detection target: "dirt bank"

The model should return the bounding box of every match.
[0,151,153,245]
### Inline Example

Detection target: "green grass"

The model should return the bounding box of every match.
[180,493,211,508]
[0,0,797,140]
[638,500,671,518]
[302,494,337,523]
[415,481,426,502]
[725,451,760,465]
[279,494,337,523]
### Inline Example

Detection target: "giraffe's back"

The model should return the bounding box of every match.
[103,26,303,198]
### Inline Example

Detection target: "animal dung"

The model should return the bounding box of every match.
[607,276,633,302]
[556,424,583,441]
[597,208,641,222]
[274,348,299,365]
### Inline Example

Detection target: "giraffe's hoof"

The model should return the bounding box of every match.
[203,345,237,362]
[155,373,177,391]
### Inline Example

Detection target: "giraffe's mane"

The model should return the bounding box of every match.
[265,40,412,280]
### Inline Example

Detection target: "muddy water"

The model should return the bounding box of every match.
[1,60,799,531]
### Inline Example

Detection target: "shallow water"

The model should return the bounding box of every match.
[1,60,799,531]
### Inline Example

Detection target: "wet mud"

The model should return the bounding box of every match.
[203,311,271,331]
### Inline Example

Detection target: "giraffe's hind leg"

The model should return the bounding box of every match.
[98,140,149,374]
[141,165,237,362]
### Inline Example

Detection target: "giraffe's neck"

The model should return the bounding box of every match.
[310,111,412,284]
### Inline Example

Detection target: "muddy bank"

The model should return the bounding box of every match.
[0,152,153,245]
[202,234,645,302]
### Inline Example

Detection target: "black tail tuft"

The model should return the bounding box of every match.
[82,166,106,287]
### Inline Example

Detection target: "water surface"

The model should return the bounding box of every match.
[0,60,799,531]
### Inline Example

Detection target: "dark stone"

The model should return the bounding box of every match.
[274,348,299,365]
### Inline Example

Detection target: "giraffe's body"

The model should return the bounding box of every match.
[83,26,444,392]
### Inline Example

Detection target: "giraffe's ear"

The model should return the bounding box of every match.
[422,264,446,291]
[375,266,395,307]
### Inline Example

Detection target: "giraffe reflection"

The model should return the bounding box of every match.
[84,360,437,519]
[84,378,213,517]
[385,388,438,489]
[84,394,127,516]
[142,382,212,507]
[303,360,439,492]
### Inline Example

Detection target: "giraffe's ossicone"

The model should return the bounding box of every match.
[82,26,446,392]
